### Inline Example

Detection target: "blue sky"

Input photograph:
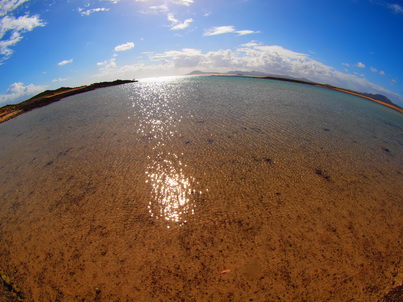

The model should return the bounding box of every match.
[1,0,403,106]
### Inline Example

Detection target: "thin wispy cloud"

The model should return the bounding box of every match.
[167,13,193,30]
[114,42,135,52]
[149,4,169,12]
[204,26,260,36]
[135,0,193,5]
[80,8,110,16]
[97,58,117,70]
[0,0,30,17]
[170,0,194,6]
[52,78,67,82]
[0,13,46,63]
[58,59,73,66]
[388,3,403,14]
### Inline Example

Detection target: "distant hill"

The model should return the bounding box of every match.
[361,93,394,105]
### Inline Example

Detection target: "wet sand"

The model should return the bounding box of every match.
[0,78,402,301]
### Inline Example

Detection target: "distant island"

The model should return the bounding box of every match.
[188,70,403,113]
[0,80,137,124]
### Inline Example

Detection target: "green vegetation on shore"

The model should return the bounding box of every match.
[0,80,137,124]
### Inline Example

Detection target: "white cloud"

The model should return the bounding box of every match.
[356,62,365,68]
[97,58,117,70]
[0,14,45,63]
[236,30,259,36]
[0,0,29,17]
[379,70,385,75]
[170,0,194,6]
[171,18,193,30]
[370,67,378,72]
[204,26,260,36]
[0,82,46,106]
[52,78,67,82]
[342,63,350,67]
[58,59,73,66]
[149,4,169,12]
[388,4,403,14]
[135,0,193,3]
[241,41,261,47]
[80,8,110,16]
[167,13,193,30]
[114,42,135,52]
[203,26,236,36]
[167,13,178,23]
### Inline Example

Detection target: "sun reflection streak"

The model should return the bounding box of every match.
[132,80,203,226]
[146,153,198,224]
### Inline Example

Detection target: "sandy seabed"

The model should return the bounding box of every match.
[0,81,402,301]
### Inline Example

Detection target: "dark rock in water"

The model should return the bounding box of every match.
[323,128,330,132]
[315,169,323,175]
[315,169,332,182]
[262,157,273,164]
[45,161,54,167]
[207,139,214,144]
[184,141,191,145]
[382,147,391,153]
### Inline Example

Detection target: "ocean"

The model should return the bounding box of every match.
[0,75,402,300]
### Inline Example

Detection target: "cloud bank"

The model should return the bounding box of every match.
[92,42,403,105]
[0,82,46,106]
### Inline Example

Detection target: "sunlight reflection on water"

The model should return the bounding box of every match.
[145,152,198,225]
[133,80,202,226]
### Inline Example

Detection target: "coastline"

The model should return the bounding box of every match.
[0,80,137,124]
[204,74,403,114]
[1,76,401,125]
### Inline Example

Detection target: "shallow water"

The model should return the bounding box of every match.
[0,76,402,301]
